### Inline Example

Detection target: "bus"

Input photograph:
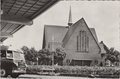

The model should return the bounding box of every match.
[0,50,26,78]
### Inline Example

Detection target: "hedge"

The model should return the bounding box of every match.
[26,65,55,74]
[26,65,120,77]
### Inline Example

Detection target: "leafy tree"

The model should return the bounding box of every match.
[21,46,66,65]
[106,47,120,66]
[30,47,38,62]
[21,46,38,65]
[54,47,66,65]
[101,41,120,66]
[38,47,66,66]
[38,49,52,65]
[100,41,120,66]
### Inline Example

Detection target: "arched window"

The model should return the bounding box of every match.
[77,30,89,52]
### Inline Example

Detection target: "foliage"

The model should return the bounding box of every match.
[21,46,66,65]
[26,65,120,78]
[21,46,38,65]
[54,47,66,65]
[105,47,120,65]
[101,41,120,66]
[26,65,55,74]
[37,47,66,65]
[38,49,52,65]
[54,66,120,76]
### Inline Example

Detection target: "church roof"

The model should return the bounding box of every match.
[90,28,98,42]
[44,25,68,42]
[42,25,68,48]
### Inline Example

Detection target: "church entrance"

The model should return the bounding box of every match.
[70,60,92,66]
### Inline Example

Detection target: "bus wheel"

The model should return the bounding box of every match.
[11,73,19,78]
[0,68,8,77]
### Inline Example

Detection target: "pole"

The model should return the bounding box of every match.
[52,52,54,66]
[114,11,120,66]
[37,57,38,65]
[52,36,54,66]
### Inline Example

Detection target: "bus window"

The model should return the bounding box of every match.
[7,50,13,58]
[1,50,6,57]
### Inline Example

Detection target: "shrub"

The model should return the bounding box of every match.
[26,65,120,77]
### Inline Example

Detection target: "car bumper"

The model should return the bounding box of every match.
[12,69,26,74]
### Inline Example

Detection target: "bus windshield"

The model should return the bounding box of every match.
[1,50,6,57]
[6,50,13,59]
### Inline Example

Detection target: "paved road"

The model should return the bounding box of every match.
[0,74,118,79]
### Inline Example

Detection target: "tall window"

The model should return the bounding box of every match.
[77,30,89,52]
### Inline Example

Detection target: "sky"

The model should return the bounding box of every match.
[4,1,120,51]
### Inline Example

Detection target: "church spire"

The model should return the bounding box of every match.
[68,6,73,26]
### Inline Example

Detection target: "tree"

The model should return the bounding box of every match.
[37,47,66,66]
[21,46,38,65]
[113,50,120,66]
[54,47,66,65]
[30,47,38,62]
[38,49,52,65]
[100,41,120,66]
[105,47,120,66]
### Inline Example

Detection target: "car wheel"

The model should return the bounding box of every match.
[11,73,20,78]
[0,68,8,77]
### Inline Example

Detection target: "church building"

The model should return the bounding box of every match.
[42,7,101,66]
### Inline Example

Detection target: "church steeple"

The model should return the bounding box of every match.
[68,6,73,26]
